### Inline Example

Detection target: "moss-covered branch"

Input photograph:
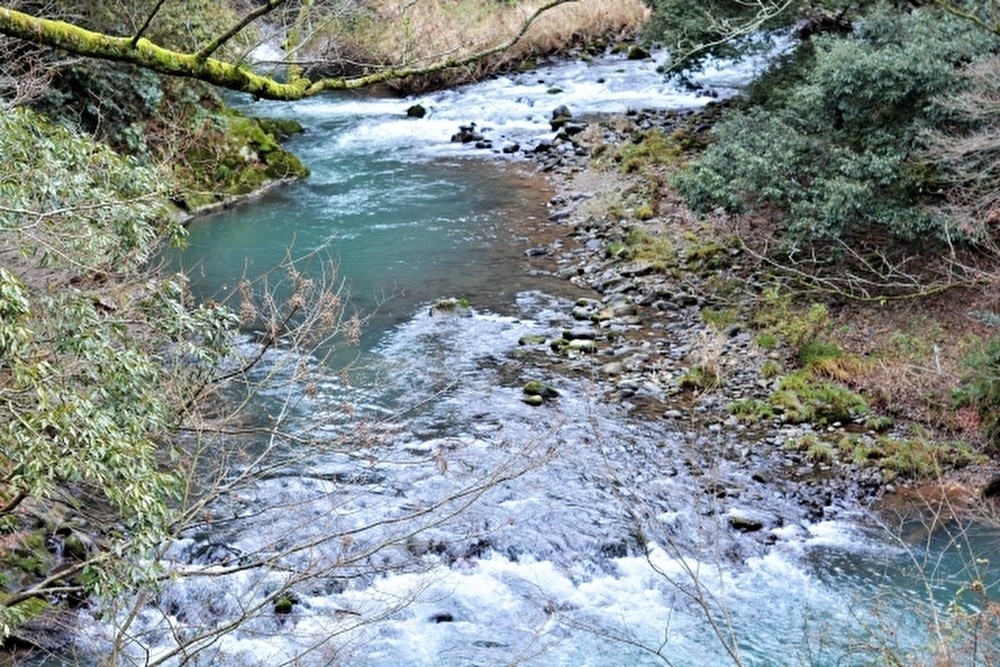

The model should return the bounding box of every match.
[0,0,577,100]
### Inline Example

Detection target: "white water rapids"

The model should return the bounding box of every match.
[57,45,999,667]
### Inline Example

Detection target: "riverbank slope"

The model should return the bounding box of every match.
[511,104,1000,516]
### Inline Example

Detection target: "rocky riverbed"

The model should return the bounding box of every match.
[451,104,1000,526]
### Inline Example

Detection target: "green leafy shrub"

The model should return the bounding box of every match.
[673,7,998,248]
[0,108,241,630]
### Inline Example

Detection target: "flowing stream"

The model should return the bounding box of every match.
[70,50,1000,666]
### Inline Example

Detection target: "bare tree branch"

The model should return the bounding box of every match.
[130,0,170,47]
[195,0,288,60]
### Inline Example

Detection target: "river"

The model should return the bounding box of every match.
[66,49,1000,666]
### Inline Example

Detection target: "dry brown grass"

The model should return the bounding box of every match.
[304,0,649,89]
[827,294,992,440]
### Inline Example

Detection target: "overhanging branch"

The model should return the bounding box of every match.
[0,0,577,100]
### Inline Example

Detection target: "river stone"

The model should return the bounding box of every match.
[9,608,75,651]
[549,208,573,222]
[619,261,655,277]
[627,44,652,60]
[406,104,427,118]
[602,361,624,376]
[566,339,597,353]
[451,123,483,143]
[610,302,639,317]
[550,104,572,130]
[523,380,559,399]
[563,328,596,340]
[274,596,296,614]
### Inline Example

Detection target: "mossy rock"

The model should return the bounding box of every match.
[255,117,305,140]
[6,531,54,578]
[274,596,296,614]
[429,297,472,317]
[523,380,559,402]
[627,45,652,60]
[173,109,309,210]
[566,339,597,354]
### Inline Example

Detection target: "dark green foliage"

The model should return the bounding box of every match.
[33,62,165,153]
[673,7,999,248]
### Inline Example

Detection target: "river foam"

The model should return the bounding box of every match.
[68,43,1000,667]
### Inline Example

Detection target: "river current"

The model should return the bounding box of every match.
[67,49,1000,666]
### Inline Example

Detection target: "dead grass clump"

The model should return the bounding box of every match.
[830,297,989,441]
[302,0,650,90]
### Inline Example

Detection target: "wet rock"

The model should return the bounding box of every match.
[523,380,559,405]
[627,45,652,60]
[550,104,572,131]
[274,596,296,614]
[522,393,543,407]
[502,143,520,154]
[518,334,548,346]
[563,328,597,340]
[525,245,548,257]
[406,104,427,118]
[451,123,483,143]
[728,515,765,532]
[8,607,75,652]
[566,339,597,354]
[430,612,455,623]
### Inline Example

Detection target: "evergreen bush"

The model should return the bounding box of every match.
[673,7,998,249]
